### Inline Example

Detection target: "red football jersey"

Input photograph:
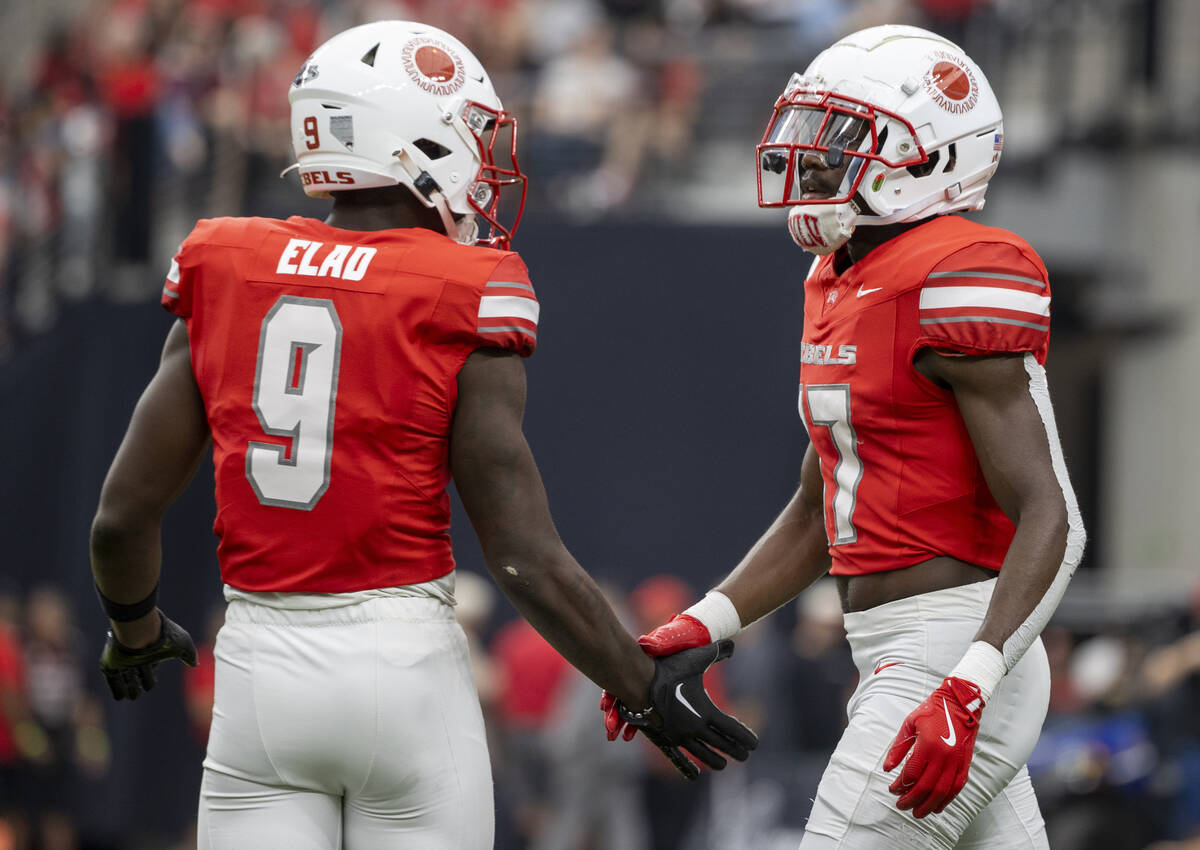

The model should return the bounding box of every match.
[798,215,1050,576]
[162,216,538,592]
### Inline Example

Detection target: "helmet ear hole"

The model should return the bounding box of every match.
[413,139,453,160]
[943,143,957,174]
[906,150,940,178]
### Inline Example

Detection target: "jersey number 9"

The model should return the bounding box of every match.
[247,296,343,510]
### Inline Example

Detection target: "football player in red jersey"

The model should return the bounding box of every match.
[606,25,1084,850]
[87,21,755,849]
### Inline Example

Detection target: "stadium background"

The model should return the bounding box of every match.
[1,0,1198,848]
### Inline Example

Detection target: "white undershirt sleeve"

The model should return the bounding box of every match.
[1000,354,1087,668]
[952,354,1087,697]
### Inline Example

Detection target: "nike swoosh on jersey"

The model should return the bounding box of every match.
[940,698,956,746]
[675,683,702,719]
[857,285,883,297]
[873,661,905,674]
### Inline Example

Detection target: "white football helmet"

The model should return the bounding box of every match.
[757,25,1004,254]
[284,21,526,248]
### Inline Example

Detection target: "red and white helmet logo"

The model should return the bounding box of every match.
[401,37,466,96]
[922,52,978,115]
[415,46,455,82]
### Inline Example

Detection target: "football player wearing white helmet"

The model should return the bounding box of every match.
[283,20,527,248]
[90,20,756,850]
[614,24,1084,849]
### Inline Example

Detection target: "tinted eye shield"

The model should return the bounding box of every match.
[756,90,927,207]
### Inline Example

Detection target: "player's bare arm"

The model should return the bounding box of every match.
[915,349,1076,652]
[90,320,205,698]
[453,349,757,777]
[602,412,823,763]
[881,347,1086,817]
[636,430,830,659]
[450,348,656,706]
[715,442,831,625]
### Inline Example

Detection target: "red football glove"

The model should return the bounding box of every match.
[882,677,985,819]
[637,613,712,657]
[601,688,638,742]
[601,613,714,742]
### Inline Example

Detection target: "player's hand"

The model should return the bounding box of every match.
[882,676,985,818]
[602,612,717,741]
[99,611,198,701]
[601,688,639,742]
[612,640,758,780]
[637,612,712,657]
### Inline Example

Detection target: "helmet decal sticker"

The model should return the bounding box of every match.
[872,174,884,191]
[293,60,319,88]
[401,38,466,96]
[330,115,354,150]
[923,53,978,114]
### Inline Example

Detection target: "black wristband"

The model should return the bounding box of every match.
[96,584,158,622]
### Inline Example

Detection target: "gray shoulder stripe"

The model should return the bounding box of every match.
[920,316,1049,331]
[927,270,1046,289]
[478,325,537,340]
[162,287,180,299]
[486,280,535,292]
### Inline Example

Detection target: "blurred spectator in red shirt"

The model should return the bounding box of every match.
[491,617,572,841]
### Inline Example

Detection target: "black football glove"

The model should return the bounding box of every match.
[617,639,758,780]
[99,611,198,701]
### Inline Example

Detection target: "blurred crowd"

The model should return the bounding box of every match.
[3,574,1200,849]
[0,0,1000,363]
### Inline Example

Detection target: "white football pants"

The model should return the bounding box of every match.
[799,579,1051,850]
[197,591,493,850]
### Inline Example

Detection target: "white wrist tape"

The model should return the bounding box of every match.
[949,641,1007,702]
[681,591,742,642]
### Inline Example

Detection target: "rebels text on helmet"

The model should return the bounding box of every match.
[401,38,466,96]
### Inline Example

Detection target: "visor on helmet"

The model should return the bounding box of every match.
[756,89,925,207]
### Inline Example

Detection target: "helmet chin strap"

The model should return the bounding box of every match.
[787,202,858,256]
[394,150,477,245]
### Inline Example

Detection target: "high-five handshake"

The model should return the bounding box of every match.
[600,615,758,780]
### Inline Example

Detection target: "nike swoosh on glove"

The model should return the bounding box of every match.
[613,640,758,780]
[603,612,713,741]
[100,611,198,701]
[882,676,985,818]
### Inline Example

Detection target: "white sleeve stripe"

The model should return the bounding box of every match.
[479,295,540,324]
[927,270,1045,290]
[999,354,1087,672]
[477,324,537,340]
[920,286,1050,316]
[485,280,535,292]
[167,258,181,283]
[162,286,180,299]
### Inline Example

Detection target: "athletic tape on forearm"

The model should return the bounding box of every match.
[992,356,1086,672]
[949,641,1006,701]
[683,591,743,642]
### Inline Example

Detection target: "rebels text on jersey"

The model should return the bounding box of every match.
[162,216,538,592]
[798,215,1051,576]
